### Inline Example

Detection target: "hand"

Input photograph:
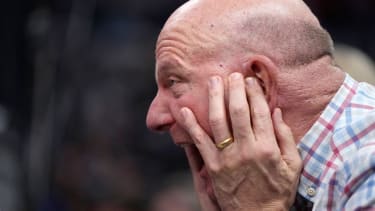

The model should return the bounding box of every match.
[179,73,302,211]
[185,145,221,211]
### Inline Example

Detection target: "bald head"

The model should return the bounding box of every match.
[157,0,334,67]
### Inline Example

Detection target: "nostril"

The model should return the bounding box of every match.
[146,96,174,132]
[146,114,172,132]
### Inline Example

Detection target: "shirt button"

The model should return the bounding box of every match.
[306,187,316,197]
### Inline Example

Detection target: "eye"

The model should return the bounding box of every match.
[163,76,186,98]
[166,77,180,88]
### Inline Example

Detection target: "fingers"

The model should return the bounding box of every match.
[180,107,218,165]
[228,73,253,145]
[185,146,221,211]
[245,77,277,146]
[208,76,232,145]
[272,108,302,171]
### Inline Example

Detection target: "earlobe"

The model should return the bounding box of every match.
[242,55,278,109]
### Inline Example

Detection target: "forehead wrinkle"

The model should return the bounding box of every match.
[156,53,193,81]
[156,26,189,54]
[156,41,187,63]
[158,19,225,64]
[156,32,194,79]
[156,29,194,70]
[157,57,183,75]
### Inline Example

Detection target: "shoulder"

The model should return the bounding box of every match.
[328,89,375,197]
[327,107,375,208]
[330,107,375,153]
[351,81,375,109]
[325,143,375,209]
[331,81,375,145]
[314,79,375,209]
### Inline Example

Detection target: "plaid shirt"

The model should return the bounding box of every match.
[297,74,375,210]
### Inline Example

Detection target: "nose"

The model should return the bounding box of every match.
[146,93,174,132]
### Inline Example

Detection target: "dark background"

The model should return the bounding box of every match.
[0,0,374,211]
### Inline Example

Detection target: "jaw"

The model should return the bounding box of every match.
[186,145,217,202]
[170,126,218,201]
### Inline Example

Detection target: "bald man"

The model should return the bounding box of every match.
[146,0,375,210]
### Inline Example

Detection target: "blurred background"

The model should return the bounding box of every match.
[0,0,375,211]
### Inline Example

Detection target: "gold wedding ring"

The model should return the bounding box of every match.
[216,137,234,150]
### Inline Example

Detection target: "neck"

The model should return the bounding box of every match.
[277,61,346,142]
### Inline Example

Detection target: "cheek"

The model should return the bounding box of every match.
[194,106,212,136]
[175,95,212,136]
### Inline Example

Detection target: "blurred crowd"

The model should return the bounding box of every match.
[0,0,375,211]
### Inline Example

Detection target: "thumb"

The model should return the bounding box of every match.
[272,108,302,171]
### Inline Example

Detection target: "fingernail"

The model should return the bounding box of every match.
[273,108,283,122]
[246,77,255,87]
[180,107,188,119]
[230,72,241,81]
[209,76,218,88]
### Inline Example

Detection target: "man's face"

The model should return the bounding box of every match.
[146,22,235,199]
[146,44,218,146]
[146,16,235,145]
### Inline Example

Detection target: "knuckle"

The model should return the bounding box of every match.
[269,153,280,163]
[209,116,224,128]
[209,85,221,97]
[255,125,268,135]
[207,163,222,174]
[239,154,252,166]
[235,125,251,139]
[230,104,248,117]
[239,147,253,161]
[252,107,270,119]
[258,146,279,161]
[192,131,206,144]
[223,155,238,169]
[208,156,239,175]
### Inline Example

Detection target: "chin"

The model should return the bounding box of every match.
[188,145,219,203]
[170,127,219,202]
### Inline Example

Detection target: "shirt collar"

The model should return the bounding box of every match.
[297,73,358,201]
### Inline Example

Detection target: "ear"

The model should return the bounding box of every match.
[242,55,278,109]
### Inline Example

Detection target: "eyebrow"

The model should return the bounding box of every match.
[156,58,189,80]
